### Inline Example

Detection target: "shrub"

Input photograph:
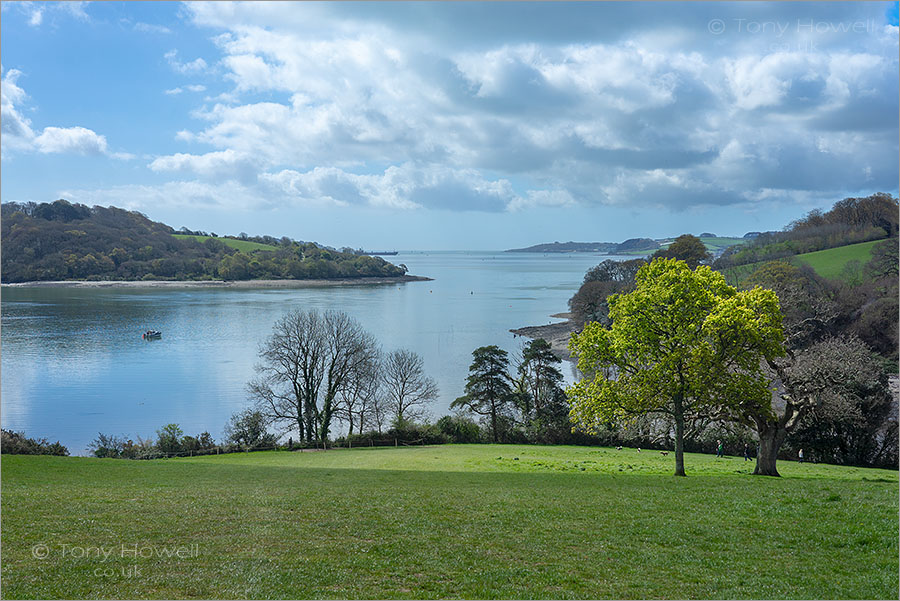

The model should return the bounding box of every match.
[1,430,69,456]
[436,415,483,443]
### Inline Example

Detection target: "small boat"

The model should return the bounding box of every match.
[142,330,162,340]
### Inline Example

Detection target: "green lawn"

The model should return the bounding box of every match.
[2,445,897,599]
[792,239,881,280]
[172,234,278,252]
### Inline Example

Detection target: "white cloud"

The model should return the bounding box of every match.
[165,50,208,75]
[165,85,205,95]
[27,5,43,26]
[1,68,36,153]
[61,1,89,22]
[149,149,259,182]
[116,2,898,213]
[135,22,172,34]
[1,67,131,159]
[34,126,108,155]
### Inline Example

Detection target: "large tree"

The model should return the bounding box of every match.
[516,338,569,443]
[381,349,439,425]
[569,258,646,324]
[736,261,894,474]
[651,234,712,268]
[335,350,381,437]
[737,336,889,475]
[452,346,516,443]
[567,258,784,476]
[248,309,378,446]
[516,338,564,417]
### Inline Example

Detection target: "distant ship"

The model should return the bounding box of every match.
[366,251,398,256]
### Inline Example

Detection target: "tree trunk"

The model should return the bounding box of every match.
[754,420,787,476]
[491,402,499,443]
[673,393,686,477]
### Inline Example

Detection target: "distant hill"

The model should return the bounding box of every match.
[1,200,407,283]
[507,238,659,254]
[507,235,749,255]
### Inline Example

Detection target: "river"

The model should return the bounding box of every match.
[1,251,622,453]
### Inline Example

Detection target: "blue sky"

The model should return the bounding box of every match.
[2,1,898,250]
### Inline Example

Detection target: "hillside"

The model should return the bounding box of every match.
[0,200,407,283]
[509,236,747,255]
[171,234,279,252]
[793,238,883,279]
[2,446,896,599]
[715,193,898,271]
[720,239,886,284]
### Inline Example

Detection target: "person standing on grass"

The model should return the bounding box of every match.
[799,448,804,463]
[716,440,723,458]
[743,443,750,461]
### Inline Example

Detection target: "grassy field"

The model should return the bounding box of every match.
[2,444,897,599]
[792,239,881,279]
[720,239,884,284]
[699,236,747,253]
[172,234,278,252]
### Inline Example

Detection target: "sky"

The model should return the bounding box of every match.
[2,1,898,250]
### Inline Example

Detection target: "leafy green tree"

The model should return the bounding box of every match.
[452,346,517,443]
[651,234,712,268]
[156,423,184,454]
[224,410,276,449]
[567,259,784,476]
[516,338,564,418]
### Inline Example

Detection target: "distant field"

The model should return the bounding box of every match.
[653,236,747,254]
[172,234,278,252]
[720,239,885,284]
[793,238,882,279]
[2,444,896,599]
[699,236,747,252]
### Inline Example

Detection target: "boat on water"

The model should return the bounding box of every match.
[365,251,398,255]
[142,330,162,340]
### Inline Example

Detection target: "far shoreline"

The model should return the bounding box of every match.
[1,274,432,289]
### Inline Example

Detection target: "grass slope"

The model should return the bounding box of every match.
[699,236,747,253]
[792,238,881,279]
[172,234,278,252]
[2,445,897,599]
[721,239,884,284]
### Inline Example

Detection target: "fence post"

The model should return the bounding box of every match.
[395,438,398,447]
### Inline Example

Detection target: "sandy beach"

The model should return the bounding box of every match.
[2,275,432,289]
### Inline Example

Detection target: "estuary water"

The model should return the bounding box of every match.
[1,251,619,453]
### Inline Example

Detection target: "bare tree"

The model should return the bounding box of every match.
[335,351,381,437]
[248,309,378,446]
[381,349,438,425]
[369,392,390,435]
[746,335,883,476]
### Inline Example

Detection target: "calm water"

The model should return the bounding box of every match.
[1,251,619,453]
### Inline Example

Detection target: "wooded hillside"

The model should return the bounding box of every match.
[1,200,406,283]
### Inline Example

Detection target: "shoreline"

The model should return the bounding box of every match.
[1,275,432,289]
[510,312,580,361]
